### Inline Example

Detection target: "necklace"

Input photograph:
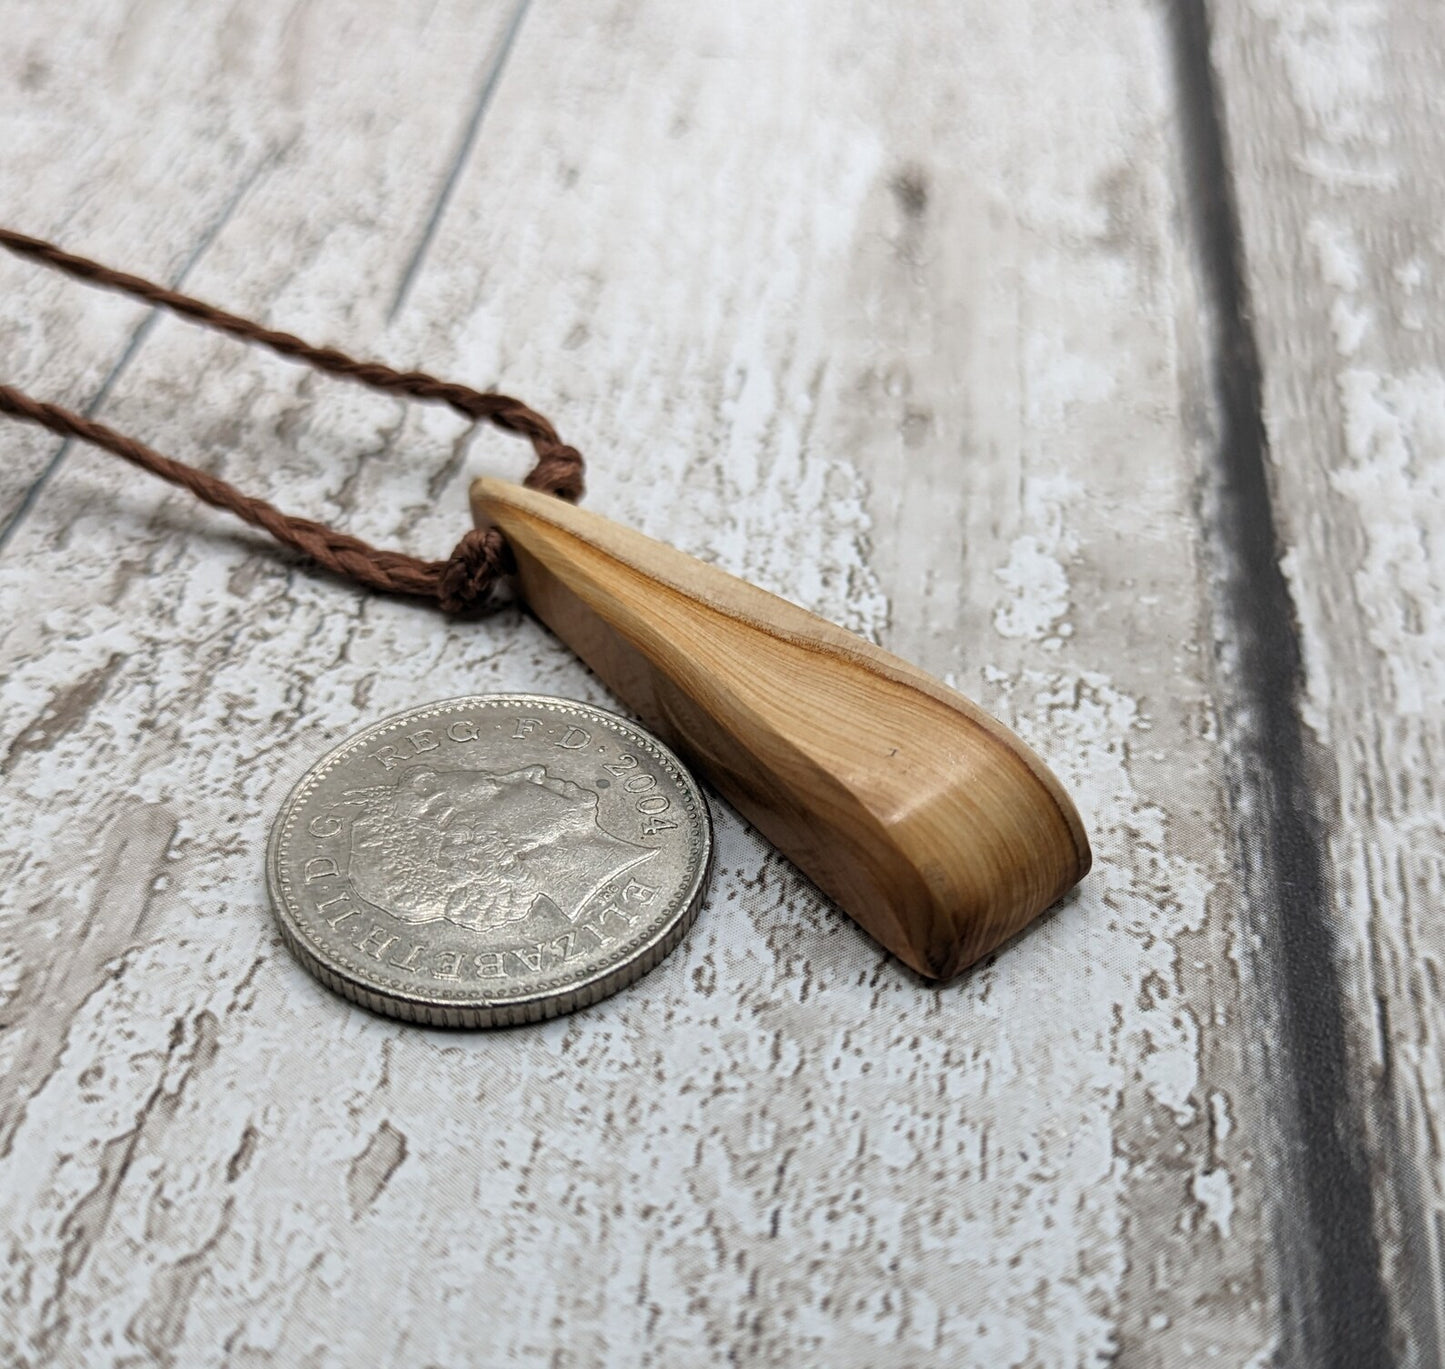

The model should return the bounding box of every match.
[0,228,1090,984]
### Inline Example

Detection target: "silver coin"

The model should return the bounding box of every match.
[266,695,712,1027]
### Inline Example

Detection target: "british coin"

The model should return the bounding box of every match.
[266,695,713,1027]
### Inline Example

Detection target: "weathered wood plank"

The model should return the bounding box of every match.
[0,0,527,532]
[0,1,1278,1364]
[1210,2,1445,1363]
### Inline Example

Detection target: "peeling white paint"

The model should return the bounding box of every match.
[1331,366,1445,714]
[994,535,1071,640]
[1192,1168,1237,1241]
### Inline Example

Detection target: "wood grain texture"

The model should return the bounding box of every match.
[472,478,1091,979]
[1210,2,1445,1361]
[0,0,1356,1364]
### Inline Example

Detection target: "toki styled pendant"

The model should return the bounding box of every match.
[0,224,1090,994]
[472,479,1092,981]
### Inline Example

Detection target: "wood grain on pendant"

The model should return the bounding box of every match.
[472,479,1092,979]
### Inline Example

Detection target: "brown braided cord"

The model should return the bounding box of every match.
[0,227,584,612]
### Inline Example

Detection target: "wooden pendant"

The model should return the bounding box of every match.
[471,479,1091,979]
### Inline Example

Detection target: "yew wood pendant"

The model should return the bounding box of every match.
[1,227,1091,985]
[473,479,1091,980]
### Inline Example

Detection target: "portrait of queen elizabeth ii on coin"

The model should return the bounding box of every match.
[268,695,711,1026]
[341,761,658,933]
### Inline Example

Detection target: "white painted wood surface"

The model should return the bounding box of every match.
[0,1,1434,1365]
[1212,3,1445,1362]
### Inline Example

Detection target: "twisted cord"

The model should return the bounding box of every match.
[0,227,584,611]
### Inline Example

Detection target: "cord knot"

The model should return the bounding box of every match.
[523,443,585,502]
[438,526,512,614]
